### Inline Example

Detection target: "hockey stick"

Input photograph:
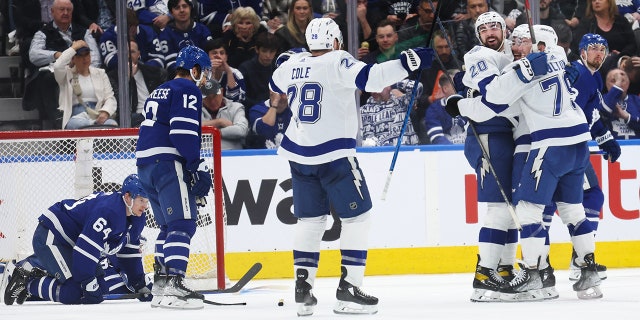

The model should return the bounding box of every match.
[524,0,537,44]
[104,262,262,303]
[430,9,522,230]
[380,0,442,200]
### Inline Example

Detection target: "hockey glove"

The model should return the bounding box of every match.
[400,47,434,72]
[514,52,548,83]
[596,131,621,162]
[452,71,465,92]
[564,62,580,86]
[444,94,463,117]
[80,277,104,304]
[131,274,153,302]
[185,159,213,198]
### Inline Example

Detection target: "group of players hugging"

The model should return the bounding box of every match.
[0,9,621,315]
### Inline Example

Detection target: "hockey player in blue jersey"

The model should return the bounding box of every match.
[3,174,150,305]
[135,44,213,310]
[270,17,433,316]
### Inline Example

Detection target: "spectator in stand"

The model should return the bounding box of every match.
[263,0,294,23]
[262,8,285,34]
[600,53,640,95]
[553,22,580,61]
[275,0,314,50]
[249,91,293,149]
[557,0,587,27]
[601,68,640,139]
[455,0,490,55]
[515,0,566,27]
[358,19,399,64]
[24,0,102,129]
[222,7,269,68]
[71,0,113,38]
[397,0,436,48]
[360,80,422,147]
[100,8,164,71]
[196,0,263,39]
[11,0,44,70]
[200,80,249,150]
[108,40,167,127]
[238,32,281,114]
[204,38,247,103]
[126,0,172,30]
[380,0,417,29]
[425,72,467,144]
[54,41,117,129]
[158,0,212,78]
[571,0,638,57]
[615,0,640,26]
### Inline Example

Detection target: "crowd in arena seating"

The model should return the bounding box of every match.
[0,0,638,146]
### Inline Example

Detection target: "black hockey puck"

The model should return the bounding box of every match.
[278,299,284,306]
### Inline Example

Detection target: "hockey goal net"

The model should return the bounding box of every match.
[0,127,226,290]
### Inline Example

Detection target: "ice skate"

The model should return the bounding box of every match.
[333,266,378,315]
[569,249,607,281]
[538,264,559,300]
[3,263,29,305]
[150,263,166,308]
[500,263,544,302]
[573,253,603,300]
[159,275,204,309]
[470,255,504,302]
[295,268,317,316]
[497,264,517,282]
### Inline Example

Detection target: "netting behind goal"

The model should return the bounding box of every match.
[0,127,226,290]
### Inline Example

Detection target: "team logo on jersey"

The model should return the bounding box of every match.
[167,207,173,215]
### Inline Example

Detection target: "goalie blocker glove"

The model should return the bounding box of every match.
[514,52,549,83]
[400,47,434,72]
[595,131,621,162]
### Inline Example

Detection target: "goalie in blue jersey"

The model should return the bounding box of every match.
[3,174,151,305]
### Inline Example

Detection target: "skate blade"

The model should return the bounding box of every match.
[568,269,581,281]
[150,295,163,308]
[158,296,204,309]
[541,287,559,300]
[500,289,545,302]
[333,300,378,315]
[470,288,501,302]
[297,303,315,316]
[576,286,603,300]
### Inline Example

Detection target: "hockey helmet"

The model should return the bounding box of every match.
[176,45,212,71]
[474,12,506,41]
[276,47,308,68]
[122,174,148,199]
[305,18,343,51]
[531,24,558,53]
[579,33,609,54]
[511,24,531,41]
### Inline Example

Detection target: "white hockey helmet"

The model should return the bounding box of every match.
[305,18,343,51]
[531,24,558,53]
[511,24,531,41]
[474,11,506,41]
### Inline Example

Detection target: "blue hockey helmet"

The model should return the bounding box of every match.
[579,33,608,53]
[275,47,308,68]
[176,45,212,71]
[122,174,148,199]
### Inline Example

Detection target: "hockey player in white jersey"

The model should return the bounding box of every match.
[455,24,604,300]
[456,12,521,303]
[269,17,433,316]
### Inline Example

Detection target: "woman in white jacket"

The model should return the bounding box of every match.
[54,40,118,129]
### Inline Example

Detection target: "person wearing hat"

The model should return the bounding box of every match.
[53,40,118,129]
[201,79,249,150]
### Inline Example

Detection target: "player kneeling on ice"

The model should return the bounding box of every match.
[3,174,152,305]
[269,17,434,316]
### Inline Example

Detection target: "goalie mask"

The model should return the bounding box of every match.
[305,18,343,51]
[122,174,148,199]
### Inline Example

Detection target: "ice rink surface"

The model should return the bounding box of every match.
[3,268,639,320]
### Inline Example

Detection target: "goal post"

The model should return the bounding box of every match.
[0,127,226,290]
